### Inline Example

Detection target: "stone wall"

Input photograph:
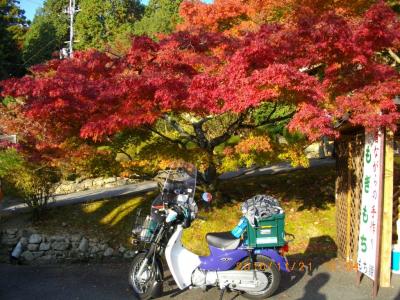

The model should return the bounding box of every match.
[0,228,136,264]
[55,177,138,195]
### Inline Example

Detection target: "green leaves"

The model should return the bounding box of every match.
[22,0,69,66]
[75,0,144,50]
[22,0,145,64]
[23,15,58,66]
[0,148,23,178]
[133,0,183,38]
[0,0,28,79]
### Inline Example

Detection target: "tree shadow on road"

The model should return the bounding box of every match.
[273,235,337,298]
[31,191,157,249]
[295,273,330,300]
[219,165,336,211]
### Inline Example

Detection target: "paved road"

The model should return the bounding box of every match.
[1,259,400,300]
[1,158,334,216]
[219,158,335,180]
[1,181,158,215]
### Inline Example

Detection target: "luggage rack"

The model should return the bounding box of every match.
[131,209,159,244]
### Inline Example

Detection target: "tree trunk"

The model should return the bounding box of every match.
[202,158,226,205]
[204,164,217,185]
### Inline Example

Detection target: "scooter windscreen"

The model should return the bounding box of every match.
[153,162,198,220]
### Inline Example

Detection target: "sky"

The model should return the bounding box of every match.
[20,0,43,21]
[20,0,213,21]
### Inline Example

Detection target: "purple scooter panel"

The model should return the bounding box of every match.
[199,246,248,271]
[199,246,289,272]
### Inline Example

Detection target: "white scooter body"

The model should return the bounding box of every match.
[165,224,201,289]
[164,224,270,293]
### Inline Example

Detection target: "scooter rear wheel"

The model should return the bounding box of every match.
[237,255,281,299]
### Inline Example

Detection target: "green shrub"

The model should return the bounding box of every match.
[59,145,122,180]
[11,165,61,217]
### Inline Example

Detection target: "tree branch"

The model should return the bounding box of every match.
[190,116,217,150]
[144,125,185,146]
[117,148,133,161]
[299,63,324,73]
[388,48,400,64]
[264,102,278,123]
[192,119,210,149]
[181,113,213,125]
[162,114,196,141]
[209,113,248,148]
[241,110,295,128]
[262,110,295,125]
[105,49,122,58]
[196,117,213,126]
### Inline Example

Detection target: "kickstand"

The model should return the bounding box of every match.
[219,287,226,300]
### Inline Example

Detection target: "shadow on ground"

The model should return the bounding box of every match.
[29,191,158,248]
[272,235,337,299]
[219,165,336,211]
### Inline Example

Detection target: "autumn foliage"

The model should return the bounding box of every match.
[178,0,379,36]
[1,1,400,178]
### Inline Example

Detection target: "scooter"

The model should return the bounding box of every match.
[129,165,289,299]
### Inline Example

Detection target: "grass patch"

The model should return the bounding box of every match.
[19,165,336,257]
[182,202,336,257]
[33,192,156,247]
[182,202,243,256]
[185,165,337,256]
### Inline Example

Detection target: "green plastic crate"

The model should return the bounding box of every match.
[245,213,285,248]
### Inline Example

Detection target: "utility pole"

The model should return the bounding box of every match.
[61,0,78,59]
[68,0,76,57]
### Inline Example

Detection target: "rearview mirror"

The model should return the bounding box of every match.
[202,192,212,203]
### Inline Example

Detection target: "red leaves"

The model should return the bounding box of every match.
[1,1,399,153]
[178,0,249,34]
[215,57,325,113]
[335,80,400,132]
[355,1,400,56]
[288,104,338,141]
[125,36,160,70]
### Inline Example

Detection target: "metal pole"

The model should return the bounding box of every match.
[69,0,75,57]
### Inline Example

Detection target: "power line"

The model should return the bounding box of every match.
[0,37,57,69]
[23,37,58,66]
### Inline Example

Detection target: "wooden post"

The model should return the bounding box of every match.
[346,141,353,261]
[380,130,394,287]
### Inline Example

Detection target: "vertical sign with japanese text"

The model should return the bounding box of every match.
[357,130,384,280]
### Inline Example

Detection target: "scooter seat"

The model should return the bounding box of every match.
[206,231,240,250]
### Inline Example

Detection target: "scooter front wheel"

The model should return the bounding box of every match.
[237,255,281,299]
[128,252,163,300]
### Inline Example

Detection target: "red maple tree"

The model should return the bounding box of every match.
[1,2,400,184]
